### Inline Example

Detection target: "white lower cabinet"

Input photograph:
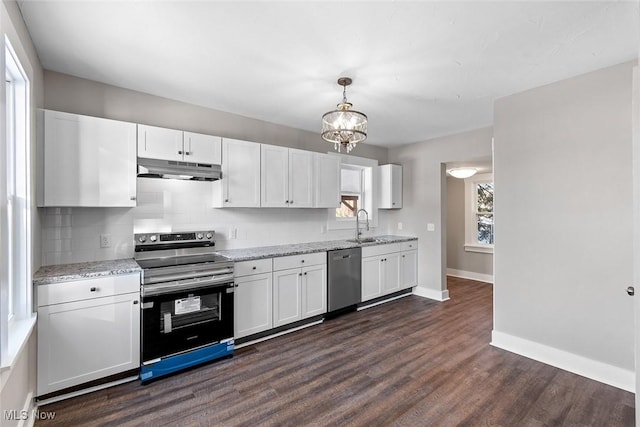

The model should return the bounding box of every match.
[234,258,274,339]
[272,253,327,328]
[361,241,418,302]
[400,250,418,288]
[37,274,140,396]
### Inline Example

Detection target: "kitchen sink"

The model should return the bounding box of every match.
[347,237,380,243]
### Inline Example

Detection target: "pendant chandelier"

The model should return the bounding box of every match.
[321,77,367,153]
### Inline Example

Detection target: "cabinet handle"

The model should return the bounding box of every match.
[252,266,257,270]
[304,272,307,276]
[178,150,183,155]
[133,300,139,305]
[285,200,289,204]
[290,200,293,204]
[402,255,406,258]
[90,287,97,292]
[225,199,229,203]
[130,196,136,201]
[299,273,302,277]
[184,151,190,155]
[301,260,305,263]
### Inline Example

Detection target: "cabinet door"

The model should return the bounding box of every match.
[401,250,418,289]
[37,292,140,396]
[234,272,272,338]
[390,164,403,208]
[301,264,327,318]
[314,153,341,208]
[383,252,402,294]
[183,131,222,164]
[137,124,183,161]
[289,149,314,208]
[221,139,261,207]
[362,255,383,302]
[379,164,403,209]
[273,268,302,327]
[40,110,136,207]
[261,144,289,207]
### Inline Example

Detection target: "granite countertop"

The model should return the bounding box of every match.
[215,235,417,262]
[33,258,141,286]
[32,235,417,284]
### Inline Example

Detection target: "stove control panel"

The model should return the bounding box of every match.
[134,231,215,248]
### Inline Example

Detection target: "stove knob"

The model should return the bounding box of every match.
[206,232,213,239]
[197,233,204,240]
[138,235,147,243]
[149,235,157,242]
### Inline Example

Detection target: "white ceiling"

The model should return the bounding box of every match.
[17,1,640,147]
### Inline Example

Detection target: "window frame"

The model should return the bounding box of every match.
[464,173,494,254]
[1,35,35,370]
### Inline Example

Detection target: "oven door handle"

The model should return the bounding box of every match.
[142,274,234,297]
[143,267,234,285]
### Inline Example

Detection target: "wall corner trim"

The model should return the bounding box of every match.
[447,269,493,284]
[413,286,450,302]
[491,330,635,393]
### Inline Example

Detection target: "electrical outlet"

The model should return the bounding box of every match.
[427,223,435,232]
[229,228,237,239]
[100,234,112,248]
[397,222,403,230]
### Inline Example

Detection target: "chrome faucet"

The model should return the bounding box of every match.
[356,208,369,240]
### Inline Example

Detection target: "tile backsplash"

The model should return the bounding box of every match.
[41,178,388,265]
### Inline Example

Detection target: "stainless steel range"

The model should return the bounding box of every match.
[134,230,234,382]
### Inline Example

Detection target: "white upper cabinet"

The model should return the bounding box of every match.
[183,131,222,164]
[137,124,221,164]
[137,124,182,161]
[213,138,261,207]
[378,164,402,209]
[314,153,341,208]
[288,149,314,207]
[261,145,313,208]
[37,110,137,207]
[261,145,289,207]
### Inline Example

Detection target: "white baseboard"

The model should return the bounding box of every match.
[491,330,635,392]
[17,391,35,427]
[447,268,493,284]
[413,286,450,302]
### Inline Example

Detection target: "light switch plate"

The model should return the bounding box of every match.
[397,222,403,230]
[427,223,435,232]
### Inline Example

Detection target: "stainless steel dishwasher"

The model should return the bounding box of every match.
[327,247,362,315]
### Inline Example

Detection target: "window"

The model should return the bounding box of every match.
[326,153,378,230]
[336,165,364,218]
[465,173,494,253]
[1,36,33,368]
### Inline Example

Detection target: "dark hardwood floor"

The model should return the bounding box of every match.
[37,277,635,426]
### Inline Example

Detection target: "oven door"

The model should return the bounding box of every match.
[141,281,234,363]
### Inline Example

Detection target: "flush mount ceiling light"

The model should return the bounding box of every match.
[321,77,367,153]
[448,168,478,179]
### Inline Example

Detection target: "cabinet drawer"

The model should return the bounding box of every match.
[235,258,273,277]
[362,243,402,258]
[37,273,140,307]
[401,241,418,251]
[273,252,326,271]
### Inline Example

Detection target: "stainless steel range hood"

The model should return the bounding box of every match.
[137,157,221,181]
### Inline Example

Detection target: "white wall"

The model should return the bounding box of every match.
[40,72,391,265]
[493,60,636,390]
[387,127,493,300]
[446,176,493,279]
[0,0,43,423]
